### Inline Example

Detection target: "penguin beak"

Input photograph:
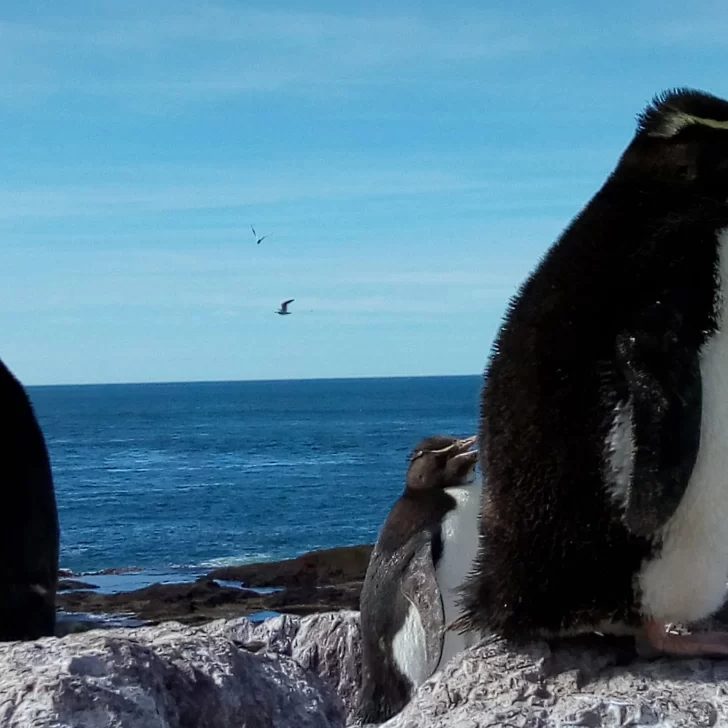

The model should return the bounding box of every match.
[456,435,477,451]
[449,447,479,485]
[450,436,478,467]
[429,435,477,456]
[451,449,478,466]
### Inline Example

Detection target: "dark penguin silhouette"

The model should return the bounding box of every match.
[357,435,479,724]
[0,358,59,640]
[460,87,728,658]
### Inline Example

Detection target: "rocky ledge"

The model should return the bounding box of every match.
[206,544,373,587]
[6,609,728,727]
[57,545,372,628]
[0,611,360,728]
[47,548,728,726]
[381,630,728,727]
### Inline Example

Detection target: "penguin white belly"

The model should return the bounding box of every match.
[639,229,728,623]
[435,478,482,670]
[392,602,430,689]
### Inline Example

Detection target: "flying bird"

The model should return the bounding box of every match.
[276,299,294,315]
[251,225,271,245]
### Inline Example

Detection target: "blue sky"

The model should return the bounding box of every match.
[3,1,728,385]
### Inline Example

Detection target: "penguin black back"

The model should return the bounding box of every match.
[461,88,728,642]
[0,358,59,640]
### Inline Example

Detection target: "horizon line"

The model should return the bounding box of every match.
[26,371,484,389]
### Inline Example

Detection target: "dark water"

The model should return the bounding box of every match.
[28,376,481,577]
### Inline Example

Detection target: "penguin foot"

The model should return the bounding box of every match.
[639,619,728,658]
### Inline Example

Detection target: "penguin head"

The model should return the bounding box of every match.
[617,87,728,196]
[405,435,478,492]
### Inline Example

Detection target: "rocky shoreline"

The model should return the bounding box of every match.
[56,544,373,631]
[46,548,728,727]
[7,607,728,727]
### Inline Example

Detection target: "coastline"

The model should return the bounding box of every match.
[55,544,372,634]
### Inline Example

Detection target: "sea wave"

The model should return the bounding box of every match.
[193,552,274,569]
[239,454,366,471]
[57,610,147,630]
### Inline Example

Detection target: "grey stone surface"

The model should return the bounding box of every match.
[10,609,727,728]
[213,610,362,723]
[0,620,344,728]
[382,634,728,727]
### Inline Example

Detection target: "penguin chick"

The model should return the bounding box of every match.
[357,434,480,724]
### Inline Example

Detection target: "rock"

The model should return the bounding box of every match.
[56,579,264,624]
[381,633,728,727]
[0,620,344,728]
[207,545,373,588]
[55,545,371,628]
[55,612,147,638]
[207,613,303,654]
[94,566,144,576]
[20,606,728,728]
[265,584,361,615]
[210,610,362,724]
[57,579,99,592]
[56,579,362,627]
[293,611,362,723]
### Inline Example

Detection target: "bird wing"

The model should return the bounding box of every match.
[611,293,702,536]
[258,234,270,244]
[281,299,295,307]
[250,224,256,236]
[399,533,445,675]
[361,528,445,684]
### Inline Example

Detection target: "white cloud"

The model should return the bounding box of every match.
[0,174,474,218]
[0,156,601,219]
[0,6,546,105]
[0,1,727,112]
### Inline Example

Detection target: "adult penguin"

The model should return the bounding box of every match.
[460,87,728,657]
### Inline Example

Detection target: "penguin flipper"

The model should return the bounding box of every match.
[400,536,445,676]
[613,299,702,536]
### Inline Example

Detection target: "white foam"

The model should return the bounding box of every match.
[195,552,273,569]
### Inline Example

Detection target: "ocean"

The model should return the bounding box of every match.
[28,376,482,588]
